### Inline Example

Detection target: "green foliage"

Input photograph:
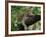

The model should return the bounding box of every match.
[31,7,41,15]
[11,6,41,31]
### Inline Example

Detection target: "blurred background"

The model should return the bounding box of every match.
[11,6,41,31]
